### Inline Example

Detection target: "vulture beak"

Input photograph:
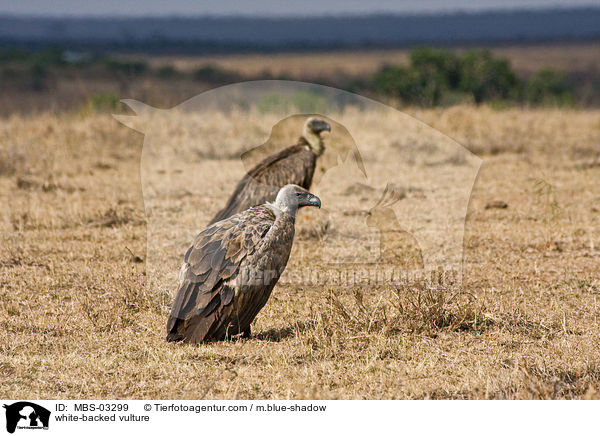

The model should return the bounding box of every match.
[312,120,331,135]
[310,194,322,208]
[300,193,322,209]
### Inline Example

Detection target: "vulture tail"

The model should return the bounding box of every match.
[166,332,184,342]
[166,316,185,342]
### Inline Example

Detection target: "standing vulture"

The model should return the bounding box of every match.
[167,184,321,343]
[208,117,330,225]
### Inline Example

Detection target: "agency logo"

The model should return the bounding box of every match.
[3,402,50,434]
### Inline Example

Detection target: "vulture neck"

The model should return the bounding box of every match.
[266,198,299,220]
[266,203,297,221]
[301,131,325,156]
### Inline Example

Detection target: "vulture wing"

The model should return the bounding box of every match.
[209,142,316,224]
[167,206,277,342]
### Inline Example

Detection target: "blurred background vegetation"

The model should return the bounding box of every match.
[370,48,578,107]
[0,44,597,115]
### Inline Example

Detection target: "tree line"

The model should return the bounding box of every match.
[0,47,589,108]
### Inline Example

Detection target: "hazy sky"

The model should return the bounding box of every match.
[0,0,599,16]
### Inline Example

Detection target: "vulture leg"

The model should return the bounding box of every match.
[242,326,251,339]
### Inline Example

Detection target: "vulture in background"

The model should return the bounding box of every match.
[167,184,321,343]
[208,117,330,225]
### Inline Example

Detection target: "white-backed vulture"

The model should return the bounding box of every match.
[167,184,322,343]
[208,117,330,225]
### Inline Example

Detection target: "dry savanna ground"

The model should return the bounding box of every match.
[1,104,599,399]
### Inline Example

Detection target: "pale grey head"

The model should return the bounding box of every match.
[269,184,321,217]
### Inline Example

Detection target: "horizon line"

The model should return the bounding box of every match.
[1,5,600,20]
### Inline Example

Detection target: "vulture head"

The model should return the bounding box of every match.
[303,117,331,156]
[270,184,321,217]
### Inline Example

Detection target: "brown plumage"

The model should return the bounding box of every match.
[167,184,321,343]
[209,117,330,225]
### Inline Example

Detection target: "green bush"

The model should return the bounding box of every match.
[0,49,29,63]
[1,67,19,79]
[411,47,462,89]
[85,92,121,112]
[103,58,148,75]
[372,66,439,106]
[370,47,533,106]
[459,50,519,103]
[524,68,574,106]
[156,65,179,79]
[193,64,238,84]
[257,91,329,113]
[29,63,50,91]
[32,49,66,67]
[0,48,68,70]
[372,48,462,106]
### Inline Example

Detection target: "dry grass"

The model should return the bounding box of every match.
[1,105,599,399]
